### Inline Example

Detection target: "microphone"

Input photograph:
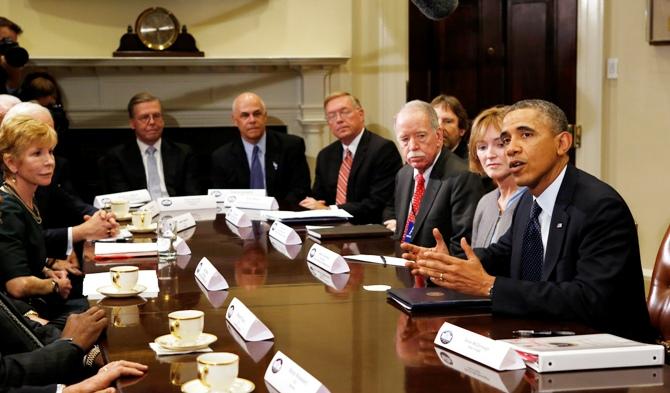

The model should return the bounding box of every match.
[411,0,459,21]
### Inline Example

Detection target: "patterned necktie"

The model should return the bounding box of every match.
[145,146,163,200]
[336,148,353,205]
[520,200,544,281]
[403,173,425,242]
[250,145,264,189]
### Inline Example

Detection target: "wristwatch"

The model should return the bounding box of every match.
[51,279,59,294]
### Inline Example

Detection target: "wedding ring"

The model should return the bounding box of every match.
[439,273,444,281]
[102,366,109,372]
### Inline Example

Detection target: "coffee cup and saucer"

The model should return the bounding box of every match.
[110,198,132,221]
[155,310,218,351]
[180,352,255,393]
[97,266,147,298]
[127,210,158,233]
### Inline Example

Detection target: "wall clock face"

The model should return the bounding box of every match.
[135,7,180,50]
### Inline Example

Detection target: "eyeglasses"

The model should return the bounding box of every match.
[136,113,163,124]
[326,108,355,122]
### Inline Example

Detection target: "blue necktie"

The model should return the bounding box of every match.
[520,201,544,281]
[146,146,163,200]
[250,145,264,189]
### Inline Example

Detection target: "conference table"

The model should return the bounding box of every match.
[86,215,670,393]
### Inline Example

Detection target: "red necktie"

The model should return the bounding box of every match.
[403,173,425,242]
[336,148,352,205]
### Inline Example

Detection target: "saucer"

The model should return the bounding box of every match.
[96,284,147,298]
[127,223,158,233]
[155,333,218,351]
[181,378,254,393]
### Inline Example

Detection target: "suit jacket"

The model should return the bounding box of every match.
[452,140,468,161]
[312,129,402,224]
[384,149,484,255]
[210,130,311,209]
[100,138,201,196]
[476,165,654,342]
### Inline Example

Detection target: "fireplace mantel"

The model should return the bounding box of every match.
[30,56,349,158]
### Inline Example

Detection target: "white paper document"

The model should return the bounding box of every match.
[83,270,159,299]
[268,221,302,245]
[264,351,330,393]
[434,322,525,371]
[344,254,408,267]
[306,244,350,274]
[95,229,133,242]
[149,342,212,356]
[260,209,352,223]
[194,257,229,291]
[226,297,274,341]
[94,242,158,258]
[93,189,151,209]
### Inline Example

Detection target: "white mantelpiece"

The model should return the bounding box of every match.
[29,57,348,158]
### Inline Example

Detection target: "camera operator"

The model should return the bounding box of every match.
[0,17,28,94]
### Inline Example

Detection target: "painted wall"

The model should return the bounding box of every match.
[603,1,670,272]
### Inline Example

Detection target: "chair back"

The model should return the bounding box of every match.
[647,224,670,339]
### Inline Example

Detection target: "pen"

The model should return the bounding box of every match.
[512,330,576,337]
[380,255,387,267]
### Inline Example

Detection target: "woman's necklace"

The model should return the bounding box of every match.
[0,182,42,224]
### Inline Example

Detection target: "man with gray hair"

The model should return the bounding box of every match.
[383,100,483,257]
[0,94,20,120]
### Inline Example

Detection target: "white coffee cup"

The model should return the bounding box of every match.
[112,305,140,327]
[131,210,150,228]
[197,352,239,392]
[110,198,130,218]
[110,265,139,291]
[168,309,204,343]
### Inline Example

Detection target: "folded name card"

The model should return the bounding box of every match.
[208,189,267,207]
[173,236,191,255]
[194,257,229,291]
[306,244,350,274]
[269,237,302,260]
[195,279,229,308]
[307,262,350,291]
[226,207,252,227]
[158,195,217,212]
[264,351,330,393]
[93,189,151,208]
[170,212,196,232]
[434,322,524,371]
[226,297,274,341]
[226,321,274,363]
[225,220,255,240]
[139,200,160,217]
[269,221,301,245]
[231,195,279,211]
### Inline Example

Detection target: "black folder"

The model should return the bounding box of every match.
[307,224,393,239]
[387,287,491,313]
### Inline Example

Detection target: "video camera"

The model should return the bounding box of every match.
[0,38,29,68]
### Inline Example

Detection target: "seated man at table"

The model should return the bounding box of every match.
[0,291,147,391]
[100,92,201,199]
[211,92,311,208]
[403,99,654,342]
[300,92,402,224]
[383,100,483,255]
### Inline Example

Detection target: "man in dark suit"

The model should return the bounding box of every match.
[431,94,469,160]
[100,92,201,198]
[383,100,483,255]
[300,92,402,224]
[403,99,654,342]
[210,92,310,209]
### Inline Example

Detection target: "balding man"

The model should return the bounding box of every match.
[383,100,483,255]
[211,92,310,208]
[0,94,20,120]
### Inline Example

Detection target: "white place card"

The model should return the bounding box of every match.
[195,279,229,308]
[170,212,196,232]
[268,221,302,245]
[434,322,524,371]
[269,237,302,260]
[158,195,217,212]
[175,254,192,269]
[93,189,151,209]
[231,195,279,211]
[173,236,191,255]
[139,200,160,217]
[306,244,350,274]
[208,189,266,206]
[307,262,350,291]
[226,297,274,341]
[226,207,252,227]
[264,351,330,393]
[226,322,274,363]
[194,257,229,291]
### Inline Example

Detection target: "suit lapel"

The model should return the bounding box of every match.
[232,138,251,187]
[128,144,147,188]
[264,131,280,193]
[541,166,576,280]
[511,193,533,278]
[160,141,175,194]
[395,166,413,237]
[347,130,369,193]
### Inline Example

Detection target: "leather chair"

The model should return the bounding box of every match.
[647,224,670,343]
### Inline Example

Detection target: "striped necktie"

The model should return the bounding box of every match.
[336,148,352,205]
[403,173,425,242]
